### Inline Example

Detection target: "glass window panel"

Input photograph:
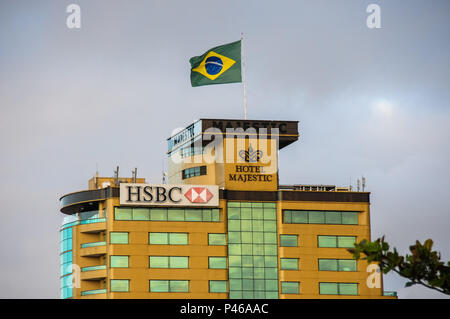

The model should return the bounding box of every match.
[242,267,254,279]
[170,280,189,292]
[202,209,212,222]
[227,207,240,220]
[241,208,252,219]
[318,236,337,248]
[227,202,240,208]
[284,210,292,223]
[229,279,242,290]
[254,291,266,298]
[208,233,226,245]
[241,220,252,231]
[253,244,264,255]
[242,232,253,243]
[241,244,253,255]
[264,267,278,279]
[264,244,278,256]
[169,233,188,245]
[280,235,298,247]
[150,280,169,292]
[228,232,241,244]
[252,208,264,220]
[115,207,132,220]
[254,267,265,279]
[338,260,357,272]
[229,291,243,299]
[186,209,202,221]
[309,211,325,224]
[242,279,254,291]
[291,211,308,223]
[133,208,149,220]
[170,256,188,268]
[253,232,264,244]
[264,256,278,267]
[252,220,263,231]
[280,258,299,270]
[228,256,241,267]
[338,236,356,248]
[320,283,338,295]
[281,282,299,294]
[228,267,242,279]
[318,259,338,271]
[209,257,227,269]
[110,256,129,268]
[264,232,277,244]
[242,291,254,299]
[241,202,252,208]
[228,244,242,255]
[228,220,241,231]
[325,211,341,224]
[264,220,277,232]
[212,209,220,222]
[150,208,167,221]
[110,280,129,292]
[254,279,265,291]
[263,203,276,209]
[149,256,169,268]
[241,256,253,268]
[253,256,264,267]
[168,209,185,221]
[342,212,358,225]
[210,280,227,293]
[263,208,276,220]
[252,202,263,208]
[149,232,168,245]
[265,279,278,291]
[110,232,128,244]
[339,283,358,295]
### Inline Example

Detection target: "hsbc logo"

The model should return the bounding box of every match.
[120,183,218,207]
[184,187,214,203]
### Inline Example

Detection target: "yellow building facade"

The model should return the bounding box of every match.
[59,118,396,299]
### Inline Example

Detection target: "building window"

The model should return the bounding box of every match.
[209,280,228,293]
[149,280,189,293]
[149,256,189,269]
[317,235,357,248]
[110,279,129,292]
[209,257,227,269]
[318,259,357,272]
[149,232,188,245]
[279,235,298,247]
[281,282,299,294]
[283,210,359,225]
[115,207,220,222]
[110,232,129,244]
[208,233,227,245]
[280,258,299,270]
[110,256,129,268]
[182,165,207,180]
[319,283,358,295]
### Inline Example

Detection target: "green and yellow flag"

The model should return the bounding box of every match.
[190,40,242,87]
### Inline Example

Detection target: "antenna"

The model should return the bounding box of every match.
[114,166,119,186]
[132,168,137,183]
[349,176,353,191]
[357,179,361,192]
[362,176,366,192]
[162,160,167,184]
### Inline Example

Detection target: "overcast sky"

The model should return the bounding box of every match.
[0,0,449,298]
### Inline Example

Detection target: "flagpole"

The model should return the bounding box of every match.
[241,32,247,120]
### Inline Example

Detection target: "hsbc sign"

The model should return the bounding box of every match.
[119,183,219,207]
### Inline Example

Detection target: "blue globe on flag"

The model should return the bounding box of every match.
[205,56,223,75]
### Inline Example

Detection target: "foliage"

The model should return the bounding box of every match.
[348,237,450,295]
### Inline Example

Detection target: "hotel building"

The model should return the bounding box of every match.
[59,118,396,299]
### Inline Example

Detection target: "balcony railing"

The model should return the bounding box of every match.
[81,241,106,249]
[383,291,397,297]
[81,289,107,296]
[81,265,107,272]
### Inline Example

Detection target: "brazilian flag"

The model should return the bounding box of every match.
[190,40,242,87]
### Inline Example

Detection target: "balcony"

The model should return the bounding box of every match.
[80,242,106,257]
[79,218,107,233]
[81,265,107,281]
[81,288,107,298]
